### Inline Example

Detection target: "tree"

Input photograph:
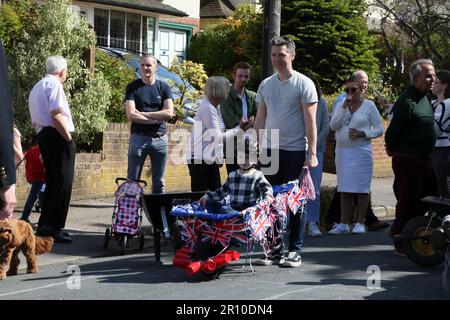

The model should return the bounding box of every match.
[188,4,263,90]
[370,0,450,88]
[168,59,208,123]
[0,0,111,146]
[282,0,379,93]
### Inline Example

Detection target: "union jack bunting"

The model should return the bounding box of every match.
[250,212,271,242]
[179,220,197,250]
[201,224,231,247]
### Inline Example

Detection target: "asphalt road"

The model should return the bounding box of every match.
[1,226,448,301]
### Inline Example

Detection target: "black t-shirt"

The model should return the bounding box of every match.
[125,79,173,136]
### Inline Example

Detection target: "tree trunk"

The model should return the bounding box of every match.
[262,0,281,79]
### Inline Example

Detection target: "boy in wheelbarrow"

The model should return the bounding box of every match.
[199,138,274,213]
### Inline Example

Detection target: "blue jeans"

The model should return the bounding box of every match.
[263,149,307,254]
[21,181,44,220]
[306,152,324,223]
[127,133,168,194]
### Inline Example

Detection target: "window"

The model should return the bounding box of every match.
[94,8,108,46]
[142,16,155,54]
[126,13,141,52]
[110,10,125,48]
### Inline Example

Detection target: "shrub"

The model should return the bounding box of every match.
[94,49,135,123]
[1,0,111,146]
[168,59,208,124]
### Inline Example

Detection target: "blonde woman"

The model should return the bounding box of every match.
[329,75,384,234]
[187,76,251,191]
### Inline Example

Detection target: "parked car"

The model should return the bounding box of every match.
[98,47,196,124]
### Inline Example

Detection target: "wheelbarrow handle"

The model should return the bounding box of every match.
[115,177,148,187]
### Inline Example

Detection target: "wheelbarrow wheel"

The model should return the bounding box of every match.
[120,235,128,256]
[138,231,145,251]
[402,215,445,267]
[104,228,110,249]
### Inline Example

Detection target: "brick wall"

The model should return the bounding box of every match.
[323,120,393,177]
[15,121,393,203]
[15,123,227,202]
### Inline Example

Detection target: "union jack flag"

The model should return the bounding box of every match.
[287,183,307,215]
[179,220,197,250]
[215,217,248,244]
[201,224,231,247]
[250,212,271,242]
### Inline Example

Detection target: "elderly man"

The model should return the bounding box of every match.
[254,36,318,268]
[0,40,17,220]
[385,59,437,254]
[29,56,75,243]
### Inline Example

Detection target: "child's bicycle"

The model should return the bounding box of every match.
[104,178,147,255]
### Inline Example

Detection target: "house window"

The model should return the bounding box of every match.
[94,8,108,46]
[142,16,155,54]
[126,13,140,52]
[110,10,125,48]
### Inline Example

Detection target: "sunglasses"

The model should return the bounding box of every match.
[344,87,359,94]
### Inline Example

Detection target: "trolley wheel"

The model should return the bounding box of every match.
[104,228,110,249]
[138,231,145,251]
[120,235,128,256]
[402,215,445,267]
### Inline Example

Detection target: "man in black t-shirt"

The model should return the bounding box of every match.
[125,54,174,193]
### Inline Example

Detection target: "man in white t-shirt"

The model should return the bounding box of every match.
[29,56,75,243]
[254,35,318,268]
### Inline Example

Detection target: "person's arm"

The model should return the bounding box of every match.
[254,101,267,145]
[51,109,72,142]
[329,101,347,131]
[303,102,318,168]
[362,101,384,139]
[139,98,174,121]
[0,184,16,220]
[385,100,410,154]
[258,174,274,203]
[204,178,231,203]
[13,128,24,165]
[125,100,164,124]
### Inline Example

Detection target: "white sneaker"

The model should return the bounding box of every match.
[351,223,366,234]
[328,223,350,235]
[308,222,322,237]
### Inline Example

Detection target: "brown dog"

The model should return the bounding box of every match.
[0,220,53,280]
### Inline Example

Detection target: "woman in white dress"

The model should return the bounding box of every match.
[329,76,384,234]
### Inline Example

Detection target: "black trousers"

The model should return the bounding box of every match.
[187,162,221,192]
[37,127,76,230]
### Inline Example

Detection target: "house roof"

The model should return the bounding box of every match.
[200,0,236,19]
[78,0,188,17]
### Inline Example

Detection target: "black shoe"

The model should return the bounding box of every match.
[36,225,72,243]
[53,230,72,243]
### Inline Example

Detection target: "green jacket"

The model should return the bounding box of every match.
[220,86,258,129]
[385,85,436,157]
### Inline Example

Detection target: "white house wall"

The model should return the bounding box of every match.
[162,0,200,18]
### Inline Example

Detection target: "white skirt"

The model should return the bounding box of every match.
[335,145,373,193]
